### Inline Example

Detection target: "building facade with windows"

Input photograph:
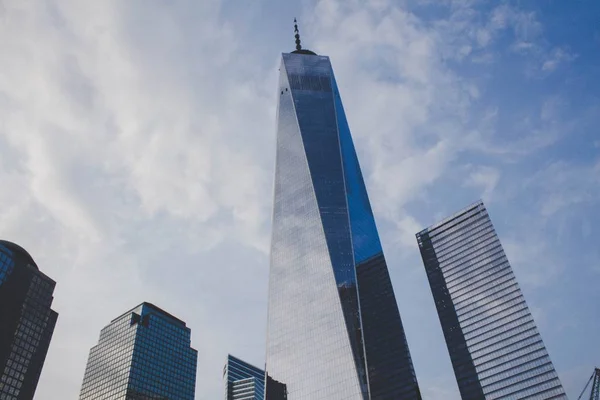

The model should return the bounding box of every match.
[79,302,197,400]
[223,354,264,400]
[0,240,58,400]
[265,41,421,399]
[416,201,567,400]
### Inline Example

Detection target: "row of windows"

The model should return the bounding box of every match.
[437,230,499,270]
[479,356,550,387]
[462,303,529,338]
[457,286,523,323]
[448,259,510,299]
[431,216,493,255]
[452,269,515,306]
[443,243,503,282]
[456,284,520,316]
[460,294,525,331]
[470,326,537,361]
[476,344,548,379]
[470,320,538,355]
[473,335,542,366]
[425,205,484,240]
[482,361,555,394]
[487,374,561,399]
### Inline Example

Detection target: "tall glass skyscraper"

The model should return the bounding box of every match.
[79,302,197,400]
[223,354,265,400]
[416,200,567,400]
[0,240,58,400]
[265,41,421,399]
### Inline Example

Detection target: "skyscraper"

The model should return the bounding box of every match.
[79,302,197,400]
[0,240,58,400]
[416,200,567,400]
[223,354,265,400]
[265,29,421,400]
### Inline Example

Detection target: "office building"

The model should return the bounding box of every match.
[0,240,58,400]
[416,200,567,399]
[223,354,264,400]
[265,25,421,399]
[79,302,197,400]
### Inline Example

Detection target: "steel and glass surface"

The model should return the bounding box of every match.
[0,240,58,400]
[265,48,421,400]
[416,201,567,400]
[223,354,265,400]
[79,302,197,400]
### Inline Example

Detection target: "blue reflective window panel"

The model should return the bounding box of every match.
[224,355,265,400]
[78,302,197,400]
[265,51,421,400]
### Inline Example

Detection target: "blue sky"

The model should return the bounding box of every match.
[0,0,599,398]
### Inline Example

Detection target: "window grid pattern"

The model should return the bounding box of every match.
[266,52,421,400]
[416,201,567,400]
[0,242,58,400]
[266,54,365,399]
[223,355,265,400]
[79,303,197,400]
[0,245,15,287]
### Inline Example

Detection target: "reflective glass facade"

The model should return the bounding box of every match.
[79,302,197,400]
[0,240,58,400]
[223,355,265,400]
[416,201,567,400]
[265,51,420,399]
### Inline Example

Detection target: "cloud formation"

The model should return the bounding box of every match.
[0,0,598,399]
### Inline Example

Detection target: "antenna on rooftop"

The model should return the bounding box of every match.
[294,18,302,51]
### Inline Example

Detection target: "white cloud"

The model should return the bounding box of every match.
[1,1,275,398]
[0,0,596,399]
[463,166,500,202]
[530,161,600,218]
[542,47,577,72]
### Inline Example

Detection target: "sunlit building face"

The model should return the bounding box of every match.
[265,50,421,400]
[416,201,567,400]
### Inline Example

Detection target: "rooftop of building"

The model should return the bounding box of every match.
[416,199,486,236]
[0,240,38,270]
[112,301,187,327]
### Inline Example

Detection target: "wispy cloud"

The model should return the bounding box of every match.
[0,0,598,399]
[542,47,577,72]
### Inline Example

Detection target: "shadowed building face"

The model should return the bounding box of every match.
[0,240,58,400]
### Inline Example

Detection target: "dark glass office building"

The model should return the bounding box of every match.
[223,354,265,400]
[0,240,58,400]
[265,42,421,399]
[416,201,567,400]
[79,302,197,400]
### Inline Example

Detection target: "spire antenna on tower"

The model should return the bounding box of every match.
[294,18,302,51]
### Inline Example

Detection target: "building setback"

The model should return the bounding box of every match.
[416,200,567,400]
[79,302,197,400]
[265,30,421,399]
[223,354,265,400]
[0,240,58,400]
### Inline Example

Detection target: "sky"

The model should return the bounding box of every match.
[0,0,599,398]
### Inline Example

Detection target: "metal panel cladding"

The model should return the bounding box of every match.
[265,51,421,400]
[416,201,567,400]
